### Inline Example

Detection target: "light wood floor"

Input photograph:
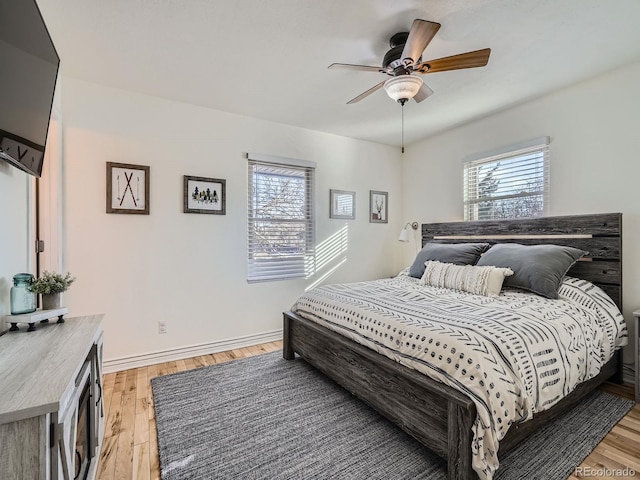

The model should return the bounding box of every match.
[96,341,640,480]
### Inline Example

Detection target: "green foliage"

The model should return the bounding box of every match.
[29,271,76,294]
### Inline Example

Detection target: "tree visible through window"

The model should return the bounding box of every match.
[247,157,315,282]
[464,139,549,221]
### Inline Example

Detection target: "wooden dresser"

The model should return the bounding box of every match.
[0,315,104,480]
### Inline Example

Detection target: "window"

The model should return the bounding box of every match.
[247,153,315,282]
[463,137,549,221]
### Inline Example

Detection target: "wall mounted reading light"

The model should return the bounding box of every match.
[398,221,419,242]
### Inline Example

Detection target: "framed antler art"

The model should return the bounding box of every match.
[106,162,150,215]
[369,190,388,223]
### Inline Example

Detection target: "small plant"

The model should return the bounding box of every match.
[29,271,76,295]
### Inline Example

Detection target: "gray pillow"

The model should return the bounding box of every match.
[476,243,587,299]
[408,243,490,279]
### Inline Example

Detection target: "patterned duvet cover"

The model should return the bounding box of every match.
[291,274,627,480]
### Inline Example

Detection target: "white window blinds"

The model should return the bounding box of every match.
[247,154,315,282]
[463,137,550,221]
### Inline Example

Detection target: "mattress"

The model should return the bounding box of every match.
[291,274,627,480]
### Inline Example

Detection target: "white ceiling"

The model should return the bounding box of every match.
[37,0,640,147]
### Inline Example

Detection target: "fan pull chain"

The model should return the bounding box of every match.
[401,102,405,154]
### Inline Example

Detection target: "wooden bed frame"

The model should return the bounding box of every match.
[283,213,623,480]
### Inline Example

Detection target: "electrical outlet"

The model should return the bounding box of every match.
[158,321,167,334]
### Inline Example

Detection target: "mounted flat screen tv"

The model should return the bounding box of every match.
[0,0,59,178]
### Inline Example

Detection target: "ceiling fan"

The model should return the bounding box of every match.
[329,19,491,105]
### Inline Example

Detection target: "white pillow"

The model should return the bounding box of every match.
[419,260,514,297]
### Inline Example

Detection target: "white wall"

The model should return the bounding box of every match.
[0,166,31,329]
[61,78,403,363]
[401,60,640,364]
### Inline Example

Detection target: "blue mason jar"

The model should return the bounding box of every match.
[10,273,36,315]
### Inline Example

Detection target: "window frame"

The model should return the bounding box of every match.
[463,137,550,221]
[247,153,316,283]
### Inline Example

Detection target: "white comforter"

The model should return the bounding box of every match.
[291,275,627,480]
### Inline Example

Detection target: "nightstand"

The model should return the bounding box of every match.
[634,309,640,402]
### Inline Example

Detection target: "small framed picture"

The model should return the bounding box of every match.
[369,190,388,223]
[330,189,355,220]
[184,175,226,215]
[106,162,150,214]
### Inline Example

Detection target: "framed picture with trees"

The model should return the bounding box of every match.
[183,175,226,215]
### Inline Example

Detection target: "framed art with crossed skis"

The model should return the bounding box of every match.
[106,162,150,214]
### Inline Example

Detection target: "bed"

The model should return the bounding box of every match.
[282,213,626,480]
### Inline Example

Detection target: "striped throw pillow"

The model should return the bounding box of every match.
[420,260,513,297]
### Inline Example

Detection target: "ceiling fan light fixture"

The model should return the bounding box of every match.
[383,75,423,103]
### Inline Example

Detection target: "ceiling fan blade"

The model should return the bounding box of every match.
[413,83,434,103]
[329,63,385,73]
[401,19,441,67]
[415,48,491,74]
[346,81,386,104]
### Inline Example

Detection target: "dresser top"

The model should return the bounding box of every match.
[0,315,103,424]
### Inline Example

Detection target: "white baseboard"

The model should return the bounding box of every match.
[103,329,282,374]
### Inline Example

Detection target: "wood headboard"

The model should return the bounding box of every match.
[421,213,622,309]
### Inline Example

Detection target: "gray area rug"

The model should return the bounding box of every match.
[151,352,633,480]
